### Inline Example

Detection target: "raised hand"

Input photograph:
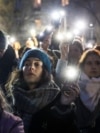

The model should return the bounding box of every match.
[59,42,69,60]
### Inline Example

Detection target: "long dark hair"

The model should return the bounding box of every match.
[5,65,52,90]
[37,68,51,87]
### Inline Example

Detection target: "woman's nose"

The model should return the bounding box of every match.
[91,63,96,69]
[29,63,36,70]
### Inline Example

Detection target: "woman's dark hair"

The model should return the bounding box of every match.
[79,49,100,70]
[5,65,52,90]
[37,68,51,87]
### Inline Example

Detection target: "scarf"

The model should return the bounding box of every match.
[12,79,60,114]
[79,72,100,112]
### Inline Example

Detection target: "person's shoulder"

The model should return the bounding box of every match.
[5,45,13,50]
[0,111,24,133]
[4,45,15,55]
[2,111,22,123]
[4,45,16,60]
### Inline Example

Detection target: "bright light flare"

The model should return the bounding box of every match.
[51,11,60,21]
[89,23,94,28]
[75,20,86,30]
[30,29,36,36]
[39,32,44,37]
[46,25,53,32]
[66,32,73,41]
[73,29,80,35]
[9,37,16,43]
[55,31,73,42]
[86,42,94,49]
[65,66,79,82]
[51,10,65,21]
[28,37,32,41]
[59,10,65,17]
[55,32,64,41]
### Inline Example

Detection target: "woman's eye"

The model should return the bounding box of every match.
[86,61,92,65]
[24,63,30,66]
[34,62,40,67]
[96,61,100,65]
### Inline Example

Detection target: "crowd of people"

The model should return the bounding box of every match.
[0,29,100,133]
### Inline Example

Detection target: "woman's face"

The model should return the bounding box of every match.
[23,57,43,84]
[83,54,100,78]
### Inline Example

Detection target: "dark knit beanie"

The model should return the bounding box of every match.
[0,31,7,50]
[19,49,51,73]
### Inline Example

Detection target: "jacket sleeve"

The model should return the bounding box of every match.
[55,59,68,87]
[9,116,25,133]
[3,111,25,133]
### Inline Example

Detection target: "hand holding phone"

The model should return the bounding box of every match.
[61,82,80,105]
